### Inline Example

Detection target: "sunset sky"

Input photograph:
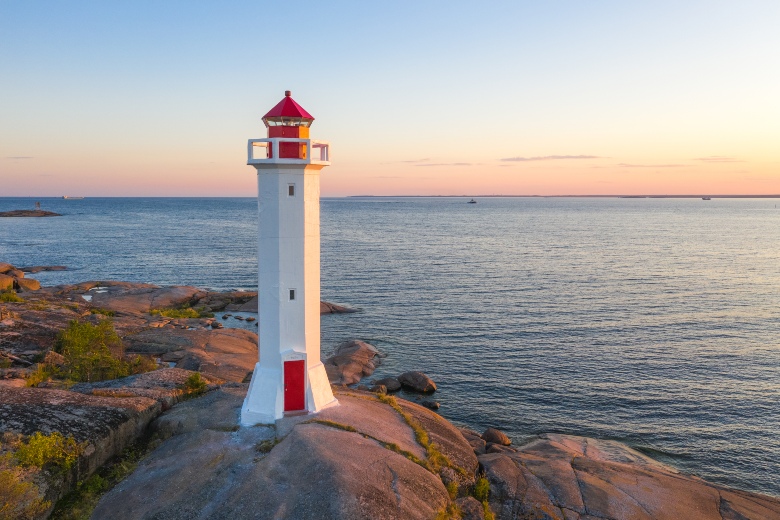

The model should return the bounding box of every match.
[1,1,779,197]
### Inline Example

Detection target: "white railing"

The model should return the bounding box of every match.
[247,138,330,166]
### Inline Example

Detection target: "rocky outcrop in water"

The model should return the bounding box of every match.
[323,339,381,385]
[0,210,61,217]
[0,262,42,292]
[398,371,437,393]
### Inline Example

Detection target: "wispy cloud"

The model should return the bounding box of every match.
[5,156,34,160]
[383,158,430,164]
[618,163,686,168]
[415,162,473,167]
[694,156,744,163]
[501,155,602,162]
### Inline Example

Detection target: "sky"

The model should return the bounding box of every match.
[1,1,779,197]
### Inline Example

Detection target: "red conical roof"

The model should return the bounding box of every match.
[262,91,314,120]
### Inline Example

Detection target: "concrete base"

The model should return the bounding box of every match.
[240,362,339,426]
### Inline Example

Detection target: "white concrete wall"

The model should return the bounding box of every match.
[241,162,336,425]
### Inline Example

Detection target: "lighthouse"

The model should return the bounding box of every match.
[241,91,338,426]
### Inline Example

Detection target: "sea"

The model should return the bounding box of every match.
[1,196,779,497]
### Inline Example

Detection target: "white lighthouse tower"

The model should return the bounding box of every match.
[241,91,338,426]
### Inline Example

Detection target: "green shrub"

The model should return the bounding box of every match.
[24,364,57,387]
[446,480,458,500]
[128,355,158,375]
[0,460,50,520]
[474,477,490,502]
[15,432,83,471]
[0,291,23,303]
[54,320,129,383]
[150,307,199,319]
[255,438,280,454]
[183,372,207,395]
[89,308,115,317]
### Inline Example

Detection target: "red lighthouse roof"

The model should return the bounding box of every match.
[262,91,314,125]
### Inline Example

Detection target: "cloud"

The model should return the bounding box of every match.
[694,156,744,163]
[415,162,473,167]
[618,163,686,168]
[5,156,34,160]
[501,155,602,162]
[382,158,430,164]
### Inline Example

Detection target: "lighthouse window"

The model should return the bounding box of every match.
[288,184,295,197]
[289,289,296,301]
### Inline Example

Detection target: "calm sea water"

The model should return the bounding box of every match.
[1,196,779,497]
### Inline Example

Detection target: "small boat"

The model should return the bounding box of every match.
[62,196,85,200]
[702,197,711,201]
[468,199,477,204]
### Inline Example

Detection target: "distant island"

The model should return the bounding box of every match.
[0,209,61,217]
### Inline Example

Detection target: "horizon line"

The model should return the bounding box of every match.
[3,194,780,199]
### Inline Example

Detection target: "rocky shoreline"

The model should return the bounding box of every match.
[1,262,779,519]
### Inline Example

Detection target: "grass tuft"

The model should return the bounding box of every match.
[255,438,280,454]
[308,419,357,433]
[182,372,207,396]
[150,306,213,319]
[89,308,115,317]
[435,502,461,520]
[0,290,23,303]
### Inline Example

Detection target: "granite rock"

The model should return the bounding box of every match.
[323,339,380,385]
[480,433,780,520]
[398,371,437,393]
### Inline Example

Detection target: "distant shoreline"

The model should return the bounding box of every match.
[1,194,779,199]
[347,194,780,199]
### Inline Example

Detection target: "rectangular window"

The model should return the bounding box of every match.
[288,184,295,197]
[289,289,296,301]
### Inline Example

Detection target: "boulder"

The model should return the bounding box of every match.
[459,428,487,455]
[373,377,401,392]
[455,497,485,520]
[369,384,387,395]
[224,295,258,312]
[0,273,13,291]
[0,262,13,273]
[486,444,516,454]
[480,433,780,520]
[482,427,511,446]
[323,339,379,385]
[420,399,440,410]
[7,269,24,278]
[14,277,41,292]
[398,371,436,393]
[320,301,357,314]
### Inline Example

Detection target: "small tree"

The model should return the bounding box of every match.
[54,320,129,382]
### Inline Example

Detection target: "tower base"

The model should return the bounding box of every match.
[240,361,338,426]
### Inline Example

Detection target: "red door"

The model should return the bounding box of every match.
[284,360,305,412]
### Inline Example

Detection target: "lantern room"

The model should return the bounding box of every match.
[262,91,314,159]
